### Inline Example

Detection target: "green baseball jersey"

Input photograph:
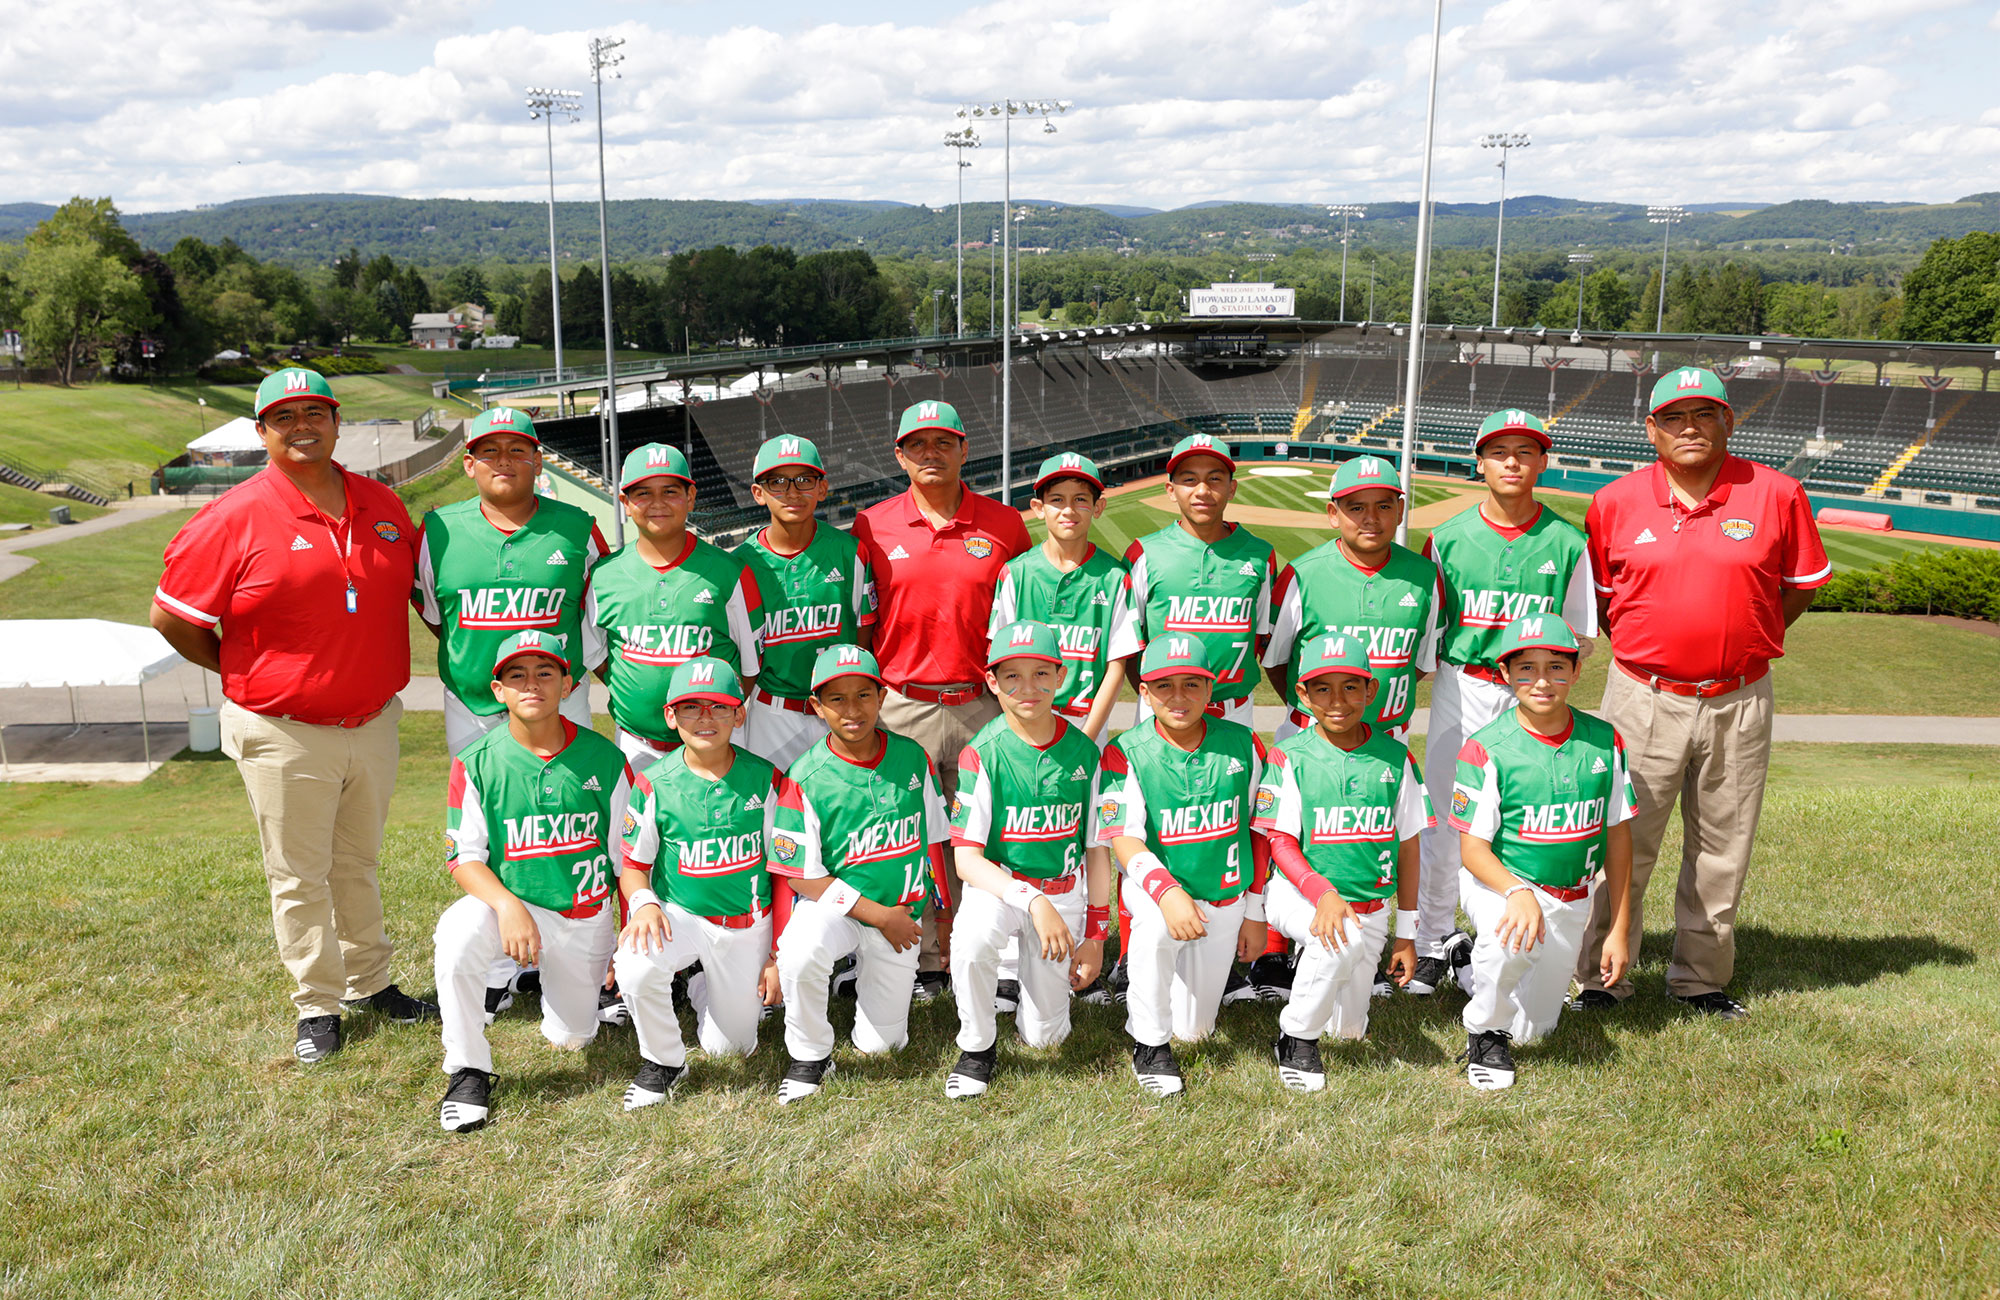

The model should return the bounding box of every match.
[989,544,1136,714]
[1122,522,1276,704]
[415,497,609,716]
[1095,718,1265,904]
[445,720,634,915]
[734,524,875,701]
[620,745,777,919]
[1424,504,1596,670]
[948,715,1101,879]
[1251,726,1433,902]
[581,535,763,744]
[1263,540,1441,731]
[1448,709,1637,890]
[770,730,948,916]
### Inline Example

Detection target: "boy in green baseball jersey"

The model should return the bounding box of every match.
[1252,634,1433,1092]
[1416,409,1596,997]
[614,656,781,1109]
[769,645,951,1104]
[583,443,764,770]
[943,620,1113,1099]
[734,435,876,769]
[1449,614,1635,1091]
[436,631,636,1132]
[1095,636,1268,1097]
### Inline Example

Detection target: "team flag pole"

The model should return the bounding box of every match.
[1395,0,1447,543]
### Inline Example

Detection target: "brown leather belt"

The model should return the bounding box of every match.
[895,682,986,706]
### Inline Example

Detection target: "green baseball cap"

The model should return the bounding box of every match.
[620,442,694,490]
[1139,635,1215,683]
[810,643,886,692]
[254,367,339,420]
[666,656,744,708]
[492,630,571,676]
[1166,433,1234,475]
[1033,451,1103,495]
[1494,614,1582,663]
[1330,453,1403,499]
[1295,632,1375,683]
[896,399,967,444]
[1474,408,1551,453]
[467,406,540,447]
[753,435,825,479]
[987,619,1063,669]
[1649,366,1733,416]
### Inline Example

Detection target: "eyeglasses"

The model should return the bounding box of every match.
[757,474,825,495]
[1652,407,1728,434]
[672,700,735,717]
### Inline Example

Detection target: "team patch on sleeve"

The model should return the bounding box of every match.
[771,832,799,864]
[1450,789,1471,819]
[1254,787,1277,816]
[620,810,639,840]
[1099,797,1121,826]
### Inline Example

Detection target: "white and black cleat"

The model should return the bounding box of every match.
[1461,1030,1516,1091]
[623,1059,686,1111]
[1370,971,1396,1000]
[294,1015,341,1065]
[482,984,514,1026]
[1130,1042,1185,1098]
[1274,1033,1327,1093]
[1220,966,1259,1006]
[1247,953,1296,1003]
[944,1046,998,1099]
[440,1068,494,1132]
[1074,976,1114,1006]
[993,979,1021,1016]
[597,985,631,1027]
[1441,930,1474,991]
[831,954,858,999]
[776,1056,835,1106]
[1405,955,1450,997]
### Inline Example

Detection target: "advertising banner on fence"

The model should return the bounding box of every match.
[1188,284,1296,318]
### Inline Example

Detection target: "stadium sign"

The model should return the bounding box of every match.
[1189,283,1296,318]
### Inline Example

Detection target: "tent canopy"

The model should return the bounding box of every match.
[187,416,263,454]
[0,620,185,689]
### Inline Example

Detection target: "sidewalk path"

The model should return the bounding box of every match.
[0,496,189,582]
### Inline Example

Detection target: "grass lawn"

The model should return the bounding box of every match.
[0,482,106,528]
[0,737,1994,1295]
[364,343,675,377]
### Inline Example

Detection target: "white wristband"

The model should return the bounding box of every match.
[1004,881,1042,912]
[1243,891,1266,924]
[628,888,662,915]
[821,880,863,915]
[1127,849,1167,880]
[1503,882,1536,901]
[1394,908,1418,940]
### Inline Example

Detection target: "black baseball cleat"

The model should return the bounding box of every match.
[776,1056,835,1106]
[623,1059,686,1111]
[993,979,1021,1015]
[1104,957,1130,1005]
[1676,990,1750,1020]
[1405,956,1451,997]
[294,1015,342,1065]
[1247,953,1295,1003]
[1274,1033,1326,1093]
[598,984,631,1027]
[483,985,513,1025]
[1074,976,1114,1005]
[1441,929,1474,990]
[511,967,542,998]
[440,1067,495,1132]
[1221,965,1259,1006]
[341,983,440,1023]
[1370,970,1396,999]
[831,954,858,999]
[1459,1029,1516,1091]
[1568,989,1619,1011]
[944,1046,999,1099]
[912,970,951,1003]
[1130,1042,1184,1097]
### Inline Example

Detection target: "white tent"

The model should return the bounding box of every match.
[0,620,188,768]
[187,416,263,455]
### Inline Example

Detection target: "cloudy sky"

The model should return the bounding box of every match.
[4,0,1996,215]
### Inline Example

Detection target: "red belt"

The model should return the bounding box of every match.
[1011,868,1078,895]
[630,733,675,752]
[1057,700,1092,719]
[1348,897,1387,914]
[753,686,812,714]
[274,702,389,729]
[1458,662,1508,686]
[1288,707,1311,730]
[1617,659,1769,699]
[1538,882,1591,902]
[700,902,770,930]
[894,682,986,706]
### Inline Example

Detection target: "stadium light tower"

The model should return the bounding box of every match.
[955,98,1072,503]
[944,128,980,336]
[1648,204,1686,333]
[1480,132,1529,329]
[1568,252,1594,332]
[1396,0,1447,537]
[1327,204,1365,322]
[526,87,581,404]
[590,34,625,544]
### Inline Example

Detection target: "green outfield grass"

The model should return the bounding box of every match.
[0,738,1994,1296]
[364,343,675,377]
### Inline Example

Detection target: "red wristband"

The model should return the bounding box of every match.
[1084,905,1111,942]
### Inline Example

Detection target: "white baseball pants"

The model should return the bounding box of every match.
[615,727,678,773]
[1459,869,1592,1046]
[1418,665,1516,956]
[775,896,922,1061]
[950,882,1084,1053]
[436,893,614,1075]
[1121,877,1247,1048]
[742,695,827,769]
[614,904,771,1068]
[1264,874,1390,1041]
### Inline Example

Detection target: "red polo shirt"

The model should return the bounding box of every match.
[155,464,418,722]
[1586,456,1830,683]
[854,485,1030,688]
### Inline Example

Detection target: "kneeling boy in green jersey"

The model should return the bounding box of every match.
[614,656,782,1109]
[1449,614,1636,1091]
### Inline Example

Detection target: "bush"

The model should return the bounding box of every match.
[1810,548,2000,621]
[197,363,266,385]
[293,353,387,376]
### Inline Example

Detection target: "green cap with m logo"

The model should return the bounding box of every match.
[896,400,966,443]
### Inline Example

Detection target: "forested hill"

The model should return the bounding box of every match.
[2,191,1995,267]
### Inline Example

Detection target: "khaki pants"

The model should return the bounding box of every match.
[879,687,1001,974]
[222,699,403,1017]
[1575,667,1774,999]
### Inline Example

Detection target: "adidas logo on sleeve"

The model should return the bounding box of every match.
[886,545,910,561]
[1238,562,1259,577]
[583,775,602,791]
[694,590,715,604]
[1226,757,1245,774]
[547,551,569,566]
[1537,559,1559,575]
[907,772,921,791]
[290,534,313,552]
[1399,592,1418,607]
[745,793,764,810]
[1591,757,1607,773]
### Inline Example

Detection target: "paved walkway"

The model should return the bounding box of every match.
[0,495,189,582]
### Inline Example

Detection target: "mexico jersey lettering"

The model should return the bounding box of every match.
[445,719,634,916]
[1425,504,1595,669]
[1252,726,1433,901]
[1094,717,1265,903]
[1262,539,1440,730]
[620,745,777,919]
[989,545,1136,714]
[769,730,947,915]
[1448,709,1636,889]
[414,496,608,716]
[735,524,875,700]
[1123,522,1275,703]
[581,535,763,743]
[949,715,1101,879]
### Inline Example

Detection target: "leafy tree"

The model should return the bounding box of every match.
[438,264,490,308]
[1898,230,2000,343]
[332,247,363,290]
[18,239,146,385]
[211,289,274,352]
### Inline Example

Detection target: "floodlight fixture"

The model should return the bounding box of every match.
[1326,204,1366,323]
[1647,204,1687,333]
[589,34,626,543]
[1480,132,1530,328]
[526,87,582,398]
[944,128,981,336]
[1567,251,1595,332]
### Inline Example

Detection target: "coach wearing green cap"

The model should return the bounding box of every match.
[152,366,437,1066]
[1572,366,1831,1020]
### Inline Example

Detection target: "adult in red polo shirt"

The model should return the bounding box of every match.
[852,399,1030,997]
[151,368,437,1067]
[1571,366,1830,1019]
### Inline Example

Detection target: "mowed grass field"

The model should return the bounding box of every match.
[0,726,1996,1296]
